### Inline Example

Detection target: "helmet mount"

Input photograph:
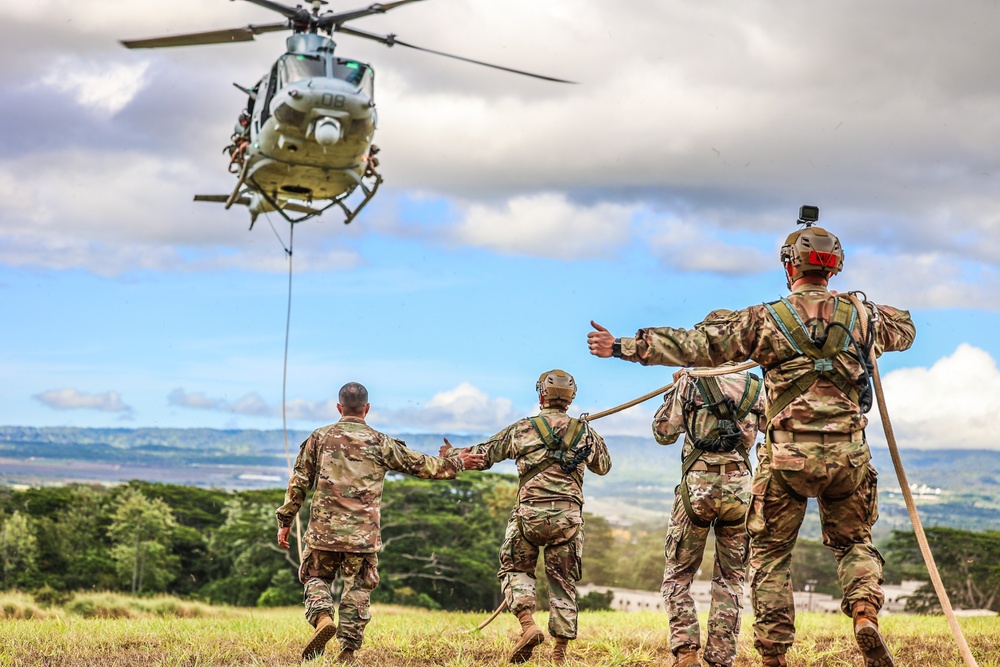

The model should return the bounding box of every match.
[780,204,844,284]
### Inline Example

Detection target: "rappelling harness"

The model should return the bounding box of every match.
[678,372,762,528]
[761,295,875,503]
[513,415,592,547]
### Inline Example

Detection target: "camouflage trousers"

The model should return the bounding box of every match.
[299,548,380,651]
[662,467,750,666]
[499,502,584,639]
[747,438,883,657]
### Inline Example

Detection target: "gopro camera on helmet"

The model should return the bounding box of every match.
[797,205,820,227]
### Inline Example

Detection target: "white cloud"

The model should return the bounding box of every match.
[0,0,998,295]
[41,59,150,115]
[0,147,364,275]
[167,388,224,411]
[169,389,276,418]
[167,382,516,432]
[868,344,1000,449]
[645,217,772,274]
[33,388,131,413]
[841,251,1000,311]
[285,398,340,422]
[373,382,517,433]
[451,193,638,259]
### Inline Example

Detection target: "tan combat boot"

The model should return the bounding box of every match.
[302,612,337,660]
[674,645,703,667]
[509,609,545,663]
[853,601,895,667]
[335,648,356,663]
[551,637,570,664]
[760,655,787,667]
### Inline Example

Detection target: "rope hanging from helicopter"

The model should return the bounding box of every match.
[262,210,304,564]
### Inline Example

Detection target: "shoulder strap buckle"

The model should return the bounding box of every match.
[813,358,834,372]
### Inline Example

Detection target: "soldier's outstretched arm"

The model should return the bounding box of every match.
[595,309,759,368]
[379,436,475,479]
[441,426,515,471]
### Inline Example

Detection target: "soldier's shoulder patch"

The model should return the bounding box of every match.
[876,304,897,317]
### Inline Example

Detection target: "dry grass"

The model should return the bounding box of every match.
[0,604,997,666]
[0,592,49,620]
[64,592,221,619]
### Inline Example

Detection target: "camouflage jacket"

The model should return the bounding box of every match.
[621,284,915,434]
[653,369,764,465]
[275,416,464,553]
[464,408,612,506]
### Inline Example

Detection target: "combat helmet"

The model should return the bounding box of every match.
[536,369,577,404]
[779,205,844,277]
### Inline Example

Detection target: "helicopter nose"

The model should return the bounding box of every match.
[314,118,342,146]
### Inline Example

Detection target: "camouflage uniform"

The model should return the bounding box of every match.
[463,408,612,639]
[654,369,763,666]
[276,416,464,651]
[618,285,915,658]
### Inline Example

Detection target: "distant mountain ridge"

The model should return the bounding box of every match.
[3,426,999,538]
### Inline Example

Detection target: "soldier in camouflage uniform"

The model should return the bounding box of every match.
[445,370,612,664]
[276,382,484,662]
[654,365,764,667]
[588,217,915,667]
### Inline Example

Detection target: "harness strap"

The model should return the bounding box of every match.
[680,372,758,528]
[764,298,860,423]
[715,515,746,528]
[736,373,763,421]
[518,416,586,501]
[696,375,735,421]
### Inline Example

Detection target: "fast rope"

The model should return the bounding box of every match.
[276,219,304,566]
[469,361,760,633]
[846,293,979,667]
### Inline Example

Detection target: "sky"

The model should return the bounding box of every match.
[2,0,999,449]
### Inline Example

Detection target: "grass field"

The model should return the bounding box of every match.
[1,603,998,666]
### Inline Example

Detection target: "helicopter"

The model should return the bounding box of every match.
[122,0,573,227]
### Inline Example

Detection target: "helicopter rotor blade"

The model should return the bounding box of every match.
[316,0,427,30]
[335,25,576,84]
[121,23,288,49]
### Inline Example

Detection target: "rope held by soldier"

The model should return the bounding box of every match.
[846,293,979,667]
[468,360,759,633]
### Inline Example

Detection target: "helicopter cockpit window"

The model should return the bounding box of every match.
[278,55,326,85]
[332,59,374,97]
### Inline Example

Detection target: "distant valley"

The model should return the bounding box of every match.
[3,426,998,541]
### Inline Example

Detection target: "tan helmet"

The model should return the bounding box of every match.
[780,225,844,276]
[536,369,577,403]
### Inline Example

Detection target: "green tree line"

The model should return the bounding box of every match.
[2,477,997,613]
